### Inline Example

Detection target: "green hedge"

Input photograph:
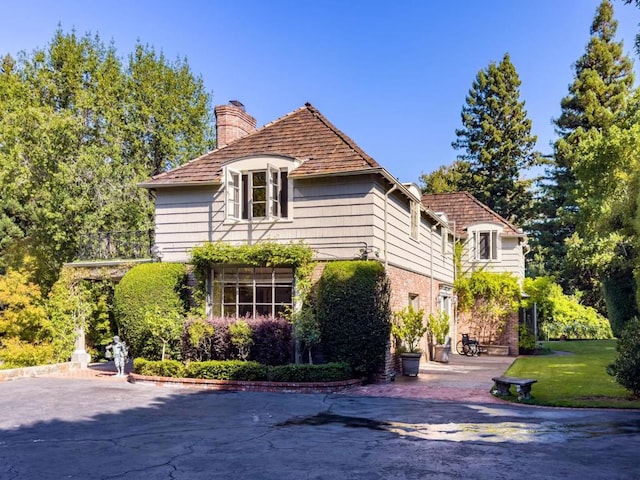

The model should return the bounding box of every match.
[316,260,391,379]
[184,360,267,381]
[132,358,353,382]
[114,263,189,358]
[267,362,352,382]
[134,358,185,377]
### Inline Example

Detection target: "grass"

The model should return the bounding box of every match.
[501,339,640,409]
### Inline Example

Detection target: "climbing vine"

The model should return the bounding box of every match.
[190,240,316,304]
[455,271,521,344]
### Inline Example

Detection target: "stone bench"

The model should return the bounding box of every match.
[492,376,537,401]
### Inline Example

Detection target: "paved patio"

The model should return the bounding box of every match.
[346,352,515,403]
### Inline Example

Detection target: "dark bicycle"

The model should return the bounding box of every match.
[456,333,480,356]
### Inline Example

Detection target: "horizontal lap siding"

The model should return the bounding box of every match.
[460,237,525,279]
[371,184,454,285]
[212,176,373,260]
[155,187,216,262]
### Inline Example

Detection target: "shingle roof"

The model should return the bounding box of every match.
[421,192,523,237]
[140,103,382,187]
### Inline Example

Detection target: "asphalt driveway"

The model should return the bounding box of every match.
[1,375,639,479]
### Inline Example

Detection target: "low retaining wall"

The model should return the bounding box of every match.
[129,373,362,394]
[0,362,82,382]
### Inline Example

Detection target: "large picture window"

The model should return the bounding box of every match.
[211,267,293,318]
[226,166,288,220]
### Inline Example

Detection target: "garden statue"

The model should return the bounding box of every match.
[106,335,128,377]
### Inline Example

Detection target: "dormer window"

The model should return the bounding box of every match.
[226,166,288,220]
[474,230,499,260]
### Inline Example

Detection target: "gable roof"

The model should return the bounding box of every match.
[421,192,524,238]
[139,103,383,187]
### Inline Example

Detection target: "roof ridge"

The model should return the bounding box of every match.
[422,191,522,233]
[304,103,380,169]
[261,104,311,130]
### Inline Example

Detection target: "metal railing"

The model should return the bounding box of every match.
[76,230,155,261]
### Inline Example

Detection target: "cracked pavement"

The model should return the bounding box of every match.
[0,377,639,479]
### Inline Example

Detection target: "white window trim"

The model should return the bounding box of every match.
[225,167,241,221]
[224,165,289,222]
[473,229,500,261]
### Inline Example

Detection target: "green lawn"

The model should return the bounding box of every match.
[502,339,640,409]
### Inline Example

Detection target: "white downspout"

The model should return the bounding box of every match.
[384,184,398,269]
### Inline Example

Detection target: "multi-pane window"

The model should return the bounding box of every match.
[475,230,499,260]
[226,166,288,220]
[211,267,293,318]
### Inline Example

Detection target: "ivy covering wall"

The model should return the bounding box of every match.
[316,260,391,379]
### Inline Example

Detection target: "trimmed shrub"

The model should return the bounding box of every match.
[184,360,267,381]
[133,358,185,377]
[607,318,640,397]
[267,362,352,382]
[113,263,189,358]
[316,260,391,379]
[180,316,292,365]
[248,316,293,365]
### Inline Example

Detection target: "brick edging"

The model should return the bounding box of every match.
[128,373,362,394]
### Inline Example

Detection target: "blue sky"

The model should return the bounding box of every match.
[2,0,640,184]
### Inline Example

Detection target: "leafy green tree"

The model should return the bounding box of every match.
[0,29,215,290]
[452,53,540,224]
[567,92,640,333]
[143,308,184,362]
[523,276,613,340]
[535,0,635,301]
[419,160,471,194]
[124,43,215,176]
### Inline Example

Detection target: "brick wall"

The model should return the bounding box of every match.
[386,264,438,315]
[307,261,439,382]
[214,103,257,147]
[457,310,519,355]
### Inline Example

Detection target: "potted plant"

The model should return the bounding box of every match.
[429,311,451,363]
[392,305,428,376]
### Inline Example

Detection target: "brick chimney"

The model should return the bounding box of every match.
[214,100,257,148]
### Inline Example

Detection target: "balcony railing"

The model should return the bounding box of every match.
[76,230,155,262]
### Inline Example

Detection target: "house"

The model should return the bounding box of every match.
[421,192,528,279]
[422,192,529,353]
[139,101,456,358]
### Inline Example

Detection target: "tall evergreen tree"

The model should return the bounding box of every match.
[452,53,540,224]
[537,0,634,306]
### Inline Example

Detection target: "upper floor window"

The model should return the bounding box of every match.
[474,230,499,260]
[226,166,288,220]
